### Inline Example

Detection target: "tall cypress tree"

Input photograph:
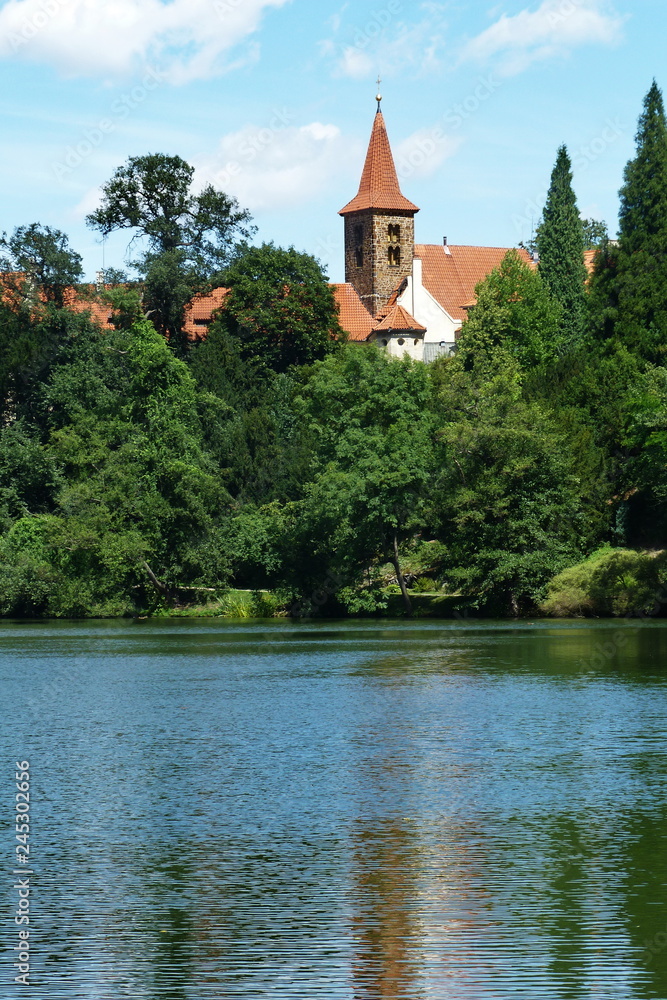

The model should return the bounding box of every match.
[536,145,587,346]
[590,81,667,362]
[618,80,667,254]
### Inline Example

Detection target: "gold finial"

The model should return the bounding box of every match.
[376,75,382,111]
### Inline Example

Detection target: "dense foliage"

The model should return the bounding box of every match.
[3,83,667,618]
[536,144,588,345]
[86,153,254,350]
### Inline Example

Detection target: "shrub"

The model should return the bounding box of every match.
[540,547,667,617]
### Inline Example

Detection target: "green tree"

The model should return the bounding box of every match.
[86,153,253,347]
[590,81,667,362]
[457,249,562,370]
[581,218,608,249]
[0,223,83,308]
[286,347,436,613]
[2,317,235,614]
[432,354,585,614]
[230,348,437,614]
[209,243,343,376]
[536,145,588,345]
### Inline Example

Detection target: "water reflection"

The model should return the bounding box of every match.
[350,820,425,999]
[2,619,667,997]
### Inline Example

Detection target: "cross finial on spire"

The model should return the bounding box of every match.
[376,76,382,112]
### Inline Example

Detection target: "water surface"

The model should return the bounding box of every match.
[2,618,667,998]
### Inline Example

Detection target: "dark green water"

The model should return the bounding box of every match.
[2,618,667,998]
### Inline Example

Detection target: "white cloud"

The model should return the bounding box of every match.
[338,46,373,79]
[321,5,447,80]
[461,0,626,77]
[0,0,289,83]
[195,119,361,212]
[394,127,463,181]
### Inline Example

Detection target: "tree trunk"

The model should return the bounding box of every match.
[391,534,412,616]
[142,561,175,606]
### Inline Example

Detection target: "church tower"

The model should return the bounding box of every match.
[339,92,419,317]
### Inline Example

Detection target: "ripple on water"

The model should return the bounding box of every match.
[1,619,666,998]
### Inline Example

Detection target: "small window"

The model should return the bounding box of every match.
[354,224,364,267]
[414,339,419,346]
[388,246,401,266]
[381,339,388,346]
[388,223,400,243]
[397,338,405,346]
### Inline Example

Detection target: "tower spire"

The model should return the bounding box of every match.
[339,107,419,216]
[376,75,382,112]
[339,101,418,316]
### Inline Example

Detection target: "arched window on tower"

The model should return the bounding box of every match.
[388,245,401,266]
[354,225,363,267]
[388,224,400,243]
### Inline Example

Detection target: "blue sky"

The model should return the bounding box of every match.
[0,0,663,282]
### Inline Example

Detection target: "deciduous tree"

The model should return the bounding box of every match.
[1,223,83,308]
[86,153,253,347]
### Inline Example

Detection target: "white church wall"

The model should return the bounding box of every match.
[398,257,460,349]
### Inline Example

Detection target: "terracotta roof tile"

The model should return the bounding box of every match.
[374,282,404,322]
[63,286,116,328]
[332,282,375,341]
[340,111,419,216]
[415,244,533,322]
[183,287,229,341]
[374,302,426,333]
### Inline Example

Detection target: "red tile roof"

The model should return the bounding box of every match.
[63,286,116,328]
[183,287,229,341]
[339,111,419,216]
[332,282,375,341]
[374,302,425,333]
[415,244,533,322]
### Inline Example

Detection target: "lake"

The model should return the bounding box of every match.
[2,618,667,998]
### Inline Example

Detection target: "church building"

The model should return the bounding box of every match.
[333,93,533,360]
[58,93,537,351]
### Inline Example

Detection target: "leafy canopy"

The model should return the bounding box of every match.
[86,153,254,347]
[86,153,253,268]
[213,242,343,374]
[457,249,562,369]
[1,223,83,308]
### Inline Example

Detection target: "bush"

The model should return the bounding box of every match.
[540,546,667,617]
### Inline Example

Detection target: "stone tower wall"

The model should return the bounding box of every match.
[344,210,415,316]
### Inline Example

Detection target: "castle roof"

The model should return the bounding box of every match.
[414,244,534,322]
[331,282,376,341]
[183,287,229,340]
[339,110,419,216]
[374,301,425,333]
